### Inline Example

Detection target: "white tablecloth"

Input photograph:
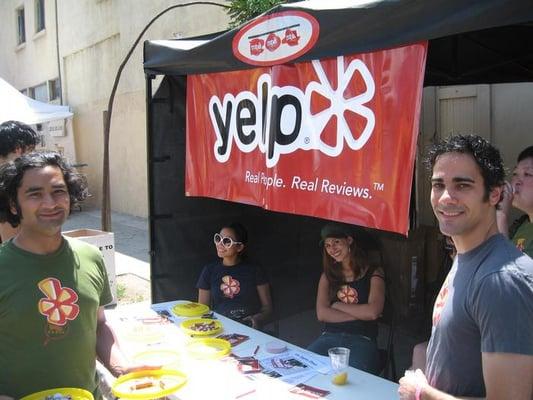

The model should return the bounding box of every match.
[104,300,399,399]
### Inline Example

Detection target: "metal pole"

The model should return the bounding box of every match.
[102,110,111,231]
[101,1,228,231]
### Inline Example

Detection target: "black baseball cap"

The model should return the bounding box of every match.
[319,223,352,247]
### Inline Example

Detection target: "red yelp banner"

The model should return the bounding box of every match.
[186,42,427,235]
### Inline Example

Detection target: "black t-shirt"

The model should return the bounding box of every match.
[324,269,380,339]
[196,260,268,320]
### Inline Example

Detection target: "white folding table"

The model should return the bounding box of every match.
[104,300,399,399]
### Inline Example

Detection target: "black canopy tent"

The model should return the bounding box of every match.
[143,0,533,320]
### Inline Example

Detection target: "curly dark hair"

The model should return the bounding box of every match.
[0,120,39,157]
[0,152,88,227]
[425,134,505,201]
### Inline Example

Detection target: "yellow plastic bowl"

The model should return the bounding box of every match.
[171,302,209,317]
[180,318,223,336]
[132,349,181,368]
[123,324,164,344]
[111,369,187,400]
[185,337,231,360]
[20,388,93,400]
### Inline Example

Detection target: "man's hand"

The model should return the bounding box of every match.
[108,362,162,377]
[496,180,514,237]
[399,369,428,400]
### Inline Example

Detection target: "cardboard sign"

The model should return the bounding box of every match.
[186,43,427,234]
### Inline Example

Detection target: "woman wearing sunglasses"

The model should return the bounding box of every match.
[307,223,385,374]
[196,222,273,329]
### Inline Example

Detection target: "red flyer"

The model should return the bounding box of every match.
[289,383,330,399]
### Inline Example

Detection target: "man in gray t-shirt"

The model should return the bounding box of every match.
[399,135,533,400]
[426,234,533,396]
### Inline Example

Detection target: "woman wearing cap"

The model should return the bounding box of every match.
[196,222,273,329]
[307,223,385,374]
[497,145,533,258]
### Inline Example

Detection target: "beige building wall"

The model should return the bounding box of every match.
[2,0,230,219]
[58,0,229,217]
[0,0,77,162]
[0,0,58,89]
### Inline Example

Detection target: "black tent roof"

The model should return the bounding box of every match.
[144,0,533,85]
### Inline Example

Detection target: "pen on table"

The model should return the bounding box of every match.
[235,389,256,399]
[253,345,260,356]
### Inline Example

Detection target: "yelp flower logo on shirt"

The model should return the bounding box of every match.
[220,275,241,298]
[432,276,450,326]
[337,285,358,304]
[37,277,80,344]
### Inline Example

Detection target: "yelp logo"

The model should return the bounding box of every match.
[209,55,376,168]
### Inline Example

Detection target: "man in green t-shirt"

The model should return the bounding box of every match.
[0,152,148,399]
[497,145,533,258]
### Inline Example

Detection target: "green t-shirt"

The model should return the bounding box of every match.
[512,219,533,259]
[0,237,112,398]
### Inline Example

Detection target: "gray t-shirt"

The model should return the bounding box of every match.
[426,234,533,397]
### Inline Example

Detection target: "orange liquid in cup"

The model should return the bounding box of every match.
[332,371,348,385]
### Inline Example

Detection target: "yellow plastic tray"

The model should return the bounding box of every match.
[132,349,181,368]
[185,337,231,360]
[171,302,209,317]
[123,324,164,344]
[180,318,222,336]
[111,369,187,400]
[21,388,93,400]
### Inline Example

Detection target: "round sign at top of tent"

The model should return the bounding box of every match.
[232,11,320,66]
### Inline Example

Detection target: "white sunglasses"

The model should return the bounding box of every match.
[213,233,243,248]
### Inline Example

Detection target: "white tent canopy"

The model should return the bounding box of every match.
[0,77,73,124]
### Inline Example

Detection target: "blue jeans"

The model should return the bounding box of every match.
[307,331,380,374]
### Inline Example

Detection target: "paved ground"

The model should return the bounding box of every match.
[63,208,151,305]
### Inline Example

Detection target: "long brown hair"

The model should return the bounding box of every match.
[322,233,381,301]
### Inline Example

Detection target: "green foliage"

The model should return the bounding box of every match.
[116,283,127,301]
[227,0,287,28]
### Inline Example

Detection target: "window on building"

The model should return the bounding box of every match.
[29,83,48,102]
[48,78,60,101]
[35,0,45,32]
[16,7,26,45]
[20,88,28,96]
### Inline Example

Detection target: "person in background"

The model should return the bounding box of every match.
[497,145,533,258]
[398,135,533,400]
[307,223,385,374]
[0,152,152,399]
[0,120,39,242]
[197,222,273,329]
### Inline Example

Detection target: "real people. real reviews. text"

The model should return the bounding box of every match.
[244,170,372,198]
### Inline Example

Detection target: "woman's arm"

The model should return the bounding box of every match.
[244,283,273,328]
[198,288,211,306]
[316,273,356,323]
[331,269,385,320]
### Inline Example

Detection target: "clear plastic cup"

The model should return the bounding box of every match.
[328,347,350,385]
